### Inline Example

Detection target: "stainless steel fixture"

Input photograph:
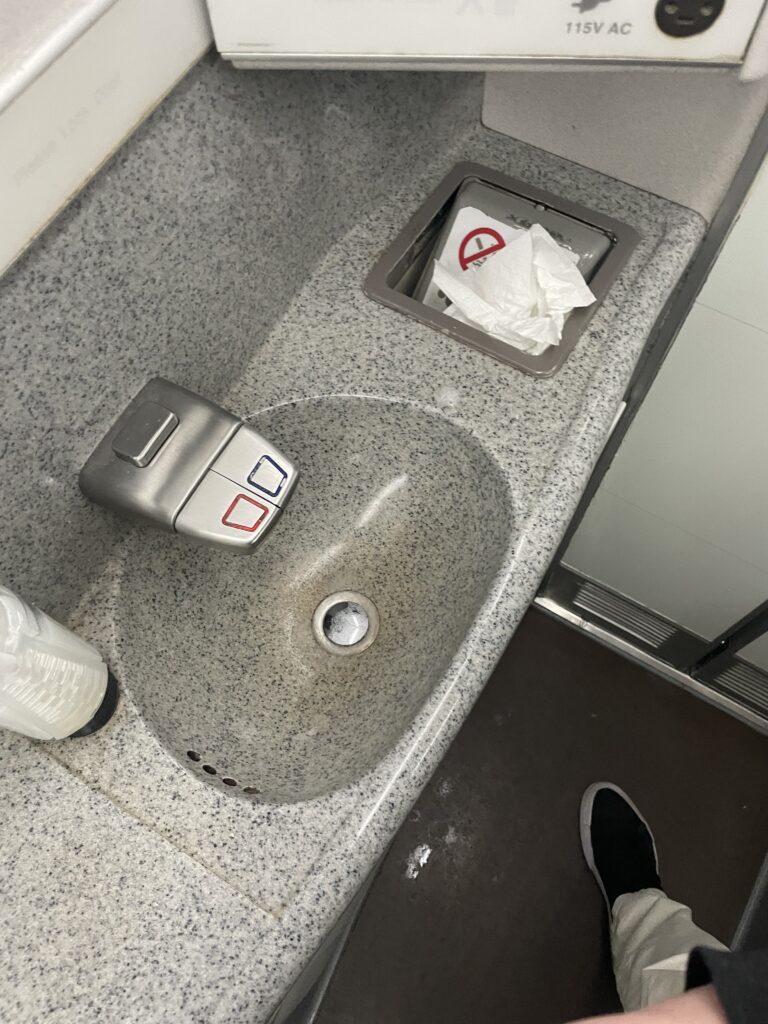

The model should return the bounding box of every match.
[312,591,380,656]
[79,378,298,551]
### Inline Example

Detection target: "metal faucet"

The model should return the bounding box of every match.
[79,378,298,551]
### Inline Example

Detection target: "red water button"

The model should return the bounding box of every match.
[221,493,270,532]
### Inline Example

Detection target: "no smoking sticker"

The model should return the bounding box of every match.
[420,205,523,312]
[458,226,507,270]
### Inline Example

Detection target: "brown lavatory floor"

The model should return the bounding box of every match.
[316,609,768,1024]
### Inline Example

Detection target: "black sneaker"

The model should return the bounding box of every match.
[580,782,662,915]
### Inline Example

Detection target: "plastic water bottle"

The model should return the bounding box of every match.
[0,585,116,740]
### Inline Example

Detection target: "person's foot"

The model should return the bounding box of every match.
[580,782,662,915]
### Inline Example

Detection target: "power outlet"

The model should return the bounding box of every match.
[655,0,725,37]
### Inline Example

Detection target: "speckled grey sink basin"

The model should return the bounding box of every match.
[116,396,513,802]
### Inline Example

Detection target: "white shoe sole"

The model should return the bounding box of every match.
[580,781,660,917]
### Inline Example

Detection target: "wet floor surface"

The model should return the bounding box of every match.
[316,610,768,1024]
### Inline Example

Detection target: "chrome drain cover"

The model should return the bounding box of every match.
[312,591,379,655]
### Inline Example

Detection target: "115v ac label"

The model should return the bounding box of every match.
[565,21,633,33]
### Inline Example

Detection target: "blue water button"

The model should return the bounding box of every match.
[211,425,298,507]
[248,454,287,498]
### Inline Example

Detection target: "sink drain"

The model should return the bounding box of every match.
[312,591,380,655]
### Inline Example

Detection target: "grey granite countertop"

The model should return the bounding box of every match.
[0,57,704,1022]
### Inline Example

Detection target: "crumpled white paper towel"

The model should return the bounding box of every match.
[432,222,596,355]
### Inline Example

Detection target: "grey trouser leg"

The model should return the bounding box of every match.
[611,888,728,1011]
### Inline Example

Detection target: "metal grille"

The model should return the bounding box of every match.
[574,581,676,648]
[541,566,768,732]
[710,661,768,717]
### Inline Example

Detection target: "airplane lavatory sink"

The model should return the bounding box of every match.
[116,395,513,802]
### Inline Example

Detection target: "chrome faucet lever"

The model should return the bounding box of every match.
[79,378,298,551]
